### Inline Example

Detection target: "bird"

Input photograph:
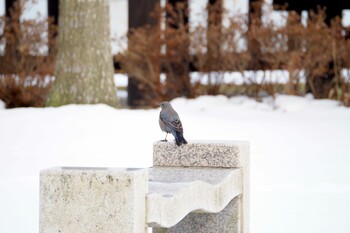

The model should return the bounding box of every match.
[159,101,188,146]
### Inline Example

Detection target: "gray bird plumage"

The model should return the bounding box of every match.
[159,102,187,146]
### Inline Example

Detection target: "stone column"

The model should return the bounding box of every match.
[40,167,148,233]
[152,141,250,233]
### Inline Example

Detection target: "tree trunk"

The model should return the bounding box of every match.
[48,0,59,56]
[165,0,192,99]
[127,0,159,107]
[47,0,118,107]
[247,0,263,70]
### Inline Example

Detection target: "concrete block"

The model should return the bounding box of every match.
[152,196,241,233]
[152,141,250,233]
[153,141,249,168]
[147,167,242,228]
[40,167,148,233]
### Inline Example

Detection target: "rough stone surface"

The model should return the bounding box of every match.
[152,196,241,233]
[241,142,250,233]
[40,167,148,233]
[39,141,250,233]
[153,141,249,168]
[152,141,250,233]
[147,167,242,228]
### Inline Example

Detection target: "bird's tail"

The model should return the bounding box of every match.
[175,131,188,146]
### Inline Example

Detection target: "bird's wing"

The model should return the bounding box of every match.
[160,115,184,134]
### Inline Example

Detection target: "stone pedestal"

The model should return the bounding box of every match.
[40,167,148,233]
[152,141,249,233]
[39,141,249,233]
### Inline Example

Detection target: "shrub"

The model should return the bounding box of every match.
[0,0,56,108]
[117,4,350,106]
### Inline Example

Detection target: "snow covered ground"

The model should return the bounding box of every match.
[0,95,350,233]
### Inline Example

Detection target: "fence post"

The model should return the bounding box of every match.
[40,167,148,233]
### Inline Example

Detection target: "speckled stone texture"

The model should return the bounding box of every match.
[152,196,241,233]
[40,167,148,233]
[152,141,250,233]
[147,167,242,228]
[153,141,249,168]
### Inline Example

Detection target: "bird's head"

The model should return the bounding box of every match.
[159,101,172,110]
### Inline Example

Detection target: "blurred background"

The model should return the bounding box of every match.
[1,0,350,108]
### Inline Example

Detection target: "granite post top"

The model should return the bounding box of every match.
[153,140,249,168]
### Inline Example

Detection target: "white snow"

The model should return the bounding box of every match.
[115,69,350,87]
[0,95,350,233]
[0,99,4,109]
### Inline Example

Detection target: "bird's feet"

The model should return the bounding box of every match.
[160,139,168,142]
